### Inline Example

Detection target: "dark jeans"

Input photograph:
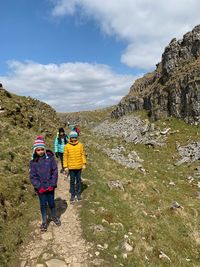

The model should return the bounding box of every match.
[69,169,82,197]
[58,152,64,170]
[38,190,57,223]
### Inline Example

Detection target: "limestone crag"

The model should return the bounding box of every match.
[162,25,200,79]
[112,25,200,124]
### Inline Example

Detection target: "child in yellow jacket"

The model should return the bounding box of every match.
[63,131,86,202]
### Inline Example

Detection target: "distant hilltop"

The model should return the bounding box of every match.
[112,25,200,125]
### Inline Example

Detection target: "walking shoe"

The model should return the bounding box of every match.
[52,217,61,226]
[70,195,75,203]
[77,195,82,201]
[40,222,47,232]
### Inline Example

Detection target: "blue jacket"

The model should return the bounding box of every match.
[29,150,58,190]
[54,135,68,153]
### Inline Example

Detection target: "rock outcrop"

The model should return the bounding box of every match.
[93,115,168,146]
[175,141,200,165]
[112,25,200,125]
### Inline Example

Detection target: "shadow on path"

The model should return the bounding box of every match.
[81,181,88,194]
[55,197,68,219]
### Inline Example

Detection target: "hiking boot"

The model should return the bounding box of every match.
[70,195,75,203]
[64,173,68,181]
[52,217,61,226]
[40,222,47,232]
[77,195,82,201]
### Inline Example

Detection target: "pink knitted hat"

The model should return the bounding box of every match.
[33,135,46,151]
[32,135,48,159]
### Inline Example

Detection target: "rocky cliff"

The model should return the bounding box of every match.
[112,25,200,125]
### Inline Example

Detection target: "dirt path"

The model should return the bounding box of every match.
[19,170,92,267]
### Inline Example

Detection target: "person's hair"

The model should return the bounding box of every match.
[58,128,67,144]
[58,136,67,144]
[33,150,44,162]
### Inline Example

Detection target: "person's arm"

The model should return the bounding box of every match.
[65,135,68,144]
[81,144,87,166]
[54,138,58,153]
[29,161,41,190]
[63,145,68,169]
[54,138,60,158]
[50,158,58,188]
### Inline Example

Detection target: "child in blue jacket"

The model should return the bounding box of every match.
[54,128,68,173]
[29,136,61,231]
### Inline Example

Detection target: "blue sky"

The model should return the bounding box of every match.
[0,0,200,111]
[0,0,133,75]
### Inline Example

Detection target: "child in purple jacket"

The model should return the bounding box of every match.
[29,136,61,231]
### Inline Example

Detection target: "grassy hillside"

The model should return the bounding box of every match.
[63,110,200,267]
[0,88,60,267]
[58,106,114,127]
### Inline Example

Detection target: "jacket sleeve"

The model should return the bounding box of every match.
[29,161,41,190]
[50,157,58,187]
[81,144,87,165]
[63,145,68,168]
[54,138,58,153]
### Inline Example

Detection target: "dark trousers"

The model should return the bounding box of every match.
[38,190,57,223]
[58,152,64,170]
[69,169,82,197]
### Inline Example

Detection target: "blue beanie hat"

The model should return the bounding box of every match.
[69,131,78,138]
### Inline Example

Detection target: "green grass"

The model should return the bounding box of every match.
[78,114,200,267]
[0,89,60,267]
[0,127,59,267]
[0,126,38,266]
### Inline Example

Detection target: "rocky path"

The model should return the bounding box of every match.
[19,169,92,267]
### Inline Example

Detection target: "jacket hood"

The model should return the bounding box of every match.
[46,150,54,158]
[32,149,54,161]
[68,140,79,146]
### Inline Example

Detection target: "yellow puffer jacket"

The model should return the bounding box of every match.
[63,140,86,170]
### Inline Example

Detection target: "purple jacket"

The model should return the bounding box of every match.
[29,150,58,190]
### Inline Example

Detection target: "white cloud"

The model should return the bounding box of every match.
[0,60,135,112]
[51,0,200,69]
